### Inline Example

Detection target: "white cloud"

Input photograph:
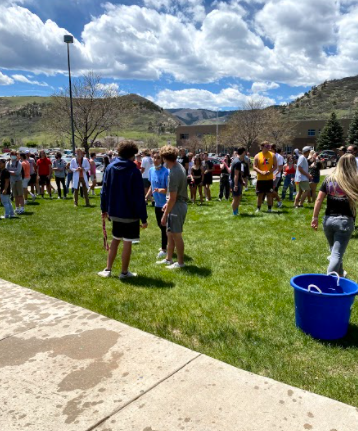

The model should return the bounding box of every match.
[251,81,280,93]
[12,74,49,87]
[0,71,14,85]
[0,1,358,89]
[143,0,206,22]
[0,4,89,75]
[149,87,275,109]
[289,93,304,101]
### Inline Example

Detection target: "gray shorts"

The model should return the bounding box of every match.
[167,202,187,234]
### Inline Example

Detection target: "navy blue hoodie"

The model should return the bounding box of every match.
[100,157,147,223]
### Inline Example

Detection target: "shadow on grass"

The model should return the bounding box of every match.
[319,324,358,349]
[181,265,212,277]
[120,275,175,289]
[26,202,40,206]
[20,212,34,216]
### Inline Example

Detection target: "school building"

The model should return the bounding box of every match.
[176,119,352,153]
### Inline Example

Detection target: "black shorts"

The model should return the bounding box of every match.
[39,175,50,186]
[203,174,212,186]
[256,180,274,194]
[112,220,140,242]
[193,178,202,186]
[29,173,37,186]
[143,178,151,189]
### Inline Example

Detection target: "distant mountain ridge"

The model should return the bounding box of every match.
[167,108,234,125]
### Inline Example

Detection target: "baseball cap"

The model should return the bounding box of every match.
[25,150,30,154]
[302,146,312,153]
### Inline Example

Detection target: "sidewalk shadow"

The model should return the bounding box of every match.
[181,265,212,277]
[319,324,358,349]
[121,275,175,289]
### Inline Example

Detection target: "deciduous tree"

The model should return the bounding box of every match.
[47,72,121,156]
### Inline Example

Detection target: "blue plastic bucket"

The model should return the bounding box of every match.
[290,273,358,340]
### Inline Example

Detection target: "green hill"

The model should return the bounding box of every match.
[285,75,358,120]
[0,94,180,147]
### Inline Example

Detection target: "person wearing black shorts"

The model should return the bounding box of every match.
[253,142,277,213]
[98,140,148,279]
[191,155,204,204]
[203,152,213,201]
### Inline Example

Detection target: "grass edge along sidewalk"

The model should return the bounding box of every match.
[0,182,358,407]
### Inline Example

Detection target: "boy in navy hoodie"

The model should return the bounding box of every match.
[98,141,148,279]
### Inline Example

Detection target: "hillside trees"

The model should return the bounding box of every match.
[347,110,358,146]
[47,73,121,155]
[317,112,344,150]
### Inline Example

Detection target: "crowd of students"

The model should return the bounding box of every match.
[1,141,358,279]
[0,148,104,216]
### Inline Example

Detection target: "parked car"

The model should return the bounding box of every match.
[96,164,104,185]
[208,157,222,176]
[319,150,337,168]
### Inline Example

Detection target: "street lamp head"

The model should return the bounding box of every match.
[64,35,74,44]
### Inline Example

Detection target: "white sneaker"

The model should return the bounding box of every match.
[157,250,167,259]
[255,208,260,213]
[166,262,185,269]
[97,269,111,278]
[24,200,28,205]
[277,201,283,208]
[132,240,140,244]
[1,216,9,219]
[32,194,36,202]
[343,271,348,278]
[156,259,173,265]
[58,197,61,200]
[17,208,24,214]
[119,271,137,279]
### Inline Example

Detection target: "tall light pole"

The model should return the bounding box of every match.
[64,35,76,155]
[216,109,219,156]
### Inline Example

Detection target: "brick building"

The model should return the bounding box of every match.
[176,119,351,154]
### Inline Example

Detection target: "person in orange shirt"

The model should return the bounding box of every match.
[20,153,31,204]
[253,141,277,213]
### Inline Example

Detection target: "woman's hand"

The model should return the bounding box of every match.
[311,218,318,230]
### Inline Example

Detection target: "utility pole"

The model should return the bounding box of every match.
[64,35,76,155]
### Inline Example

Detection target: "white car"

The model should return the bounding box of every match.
[96,165,104,185]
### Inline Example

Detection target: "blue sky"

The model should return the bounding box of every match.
[1,0,358,110]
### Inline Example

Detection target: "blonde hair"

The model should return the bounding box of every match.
[326,154,358,215]
[160,145,178,162]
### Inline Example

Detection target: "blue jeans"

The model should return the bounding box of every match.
[1,194,15,217]
[323,216,354,275]
[281,174,295,200]
[66,172,74,194]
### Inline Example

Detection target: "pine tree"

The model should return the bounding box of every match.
[317,112,344,150]
[347,110,358,146]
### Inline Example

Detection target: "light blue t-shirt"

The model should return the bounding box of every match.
[148,166,169,208]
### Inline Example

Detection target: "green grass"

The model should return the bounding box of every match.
[1,183,358,406]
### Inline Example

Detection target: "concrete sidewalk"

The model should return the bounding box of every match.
[0,278,357,431]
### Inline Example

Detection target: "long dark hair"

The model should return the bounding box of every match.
[103,156,110,168]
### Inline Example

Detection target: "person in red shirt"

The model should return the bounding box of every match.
[36,150,52,198]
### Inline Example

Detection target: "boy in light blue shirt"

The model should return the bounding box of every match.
[146,151,169,258]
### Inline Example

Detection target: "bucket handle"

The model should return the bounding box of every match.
[327,271,340,287]
[308,284,322,294]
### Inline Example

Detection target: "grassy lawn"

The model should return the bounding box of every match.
[1,183,358,406]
